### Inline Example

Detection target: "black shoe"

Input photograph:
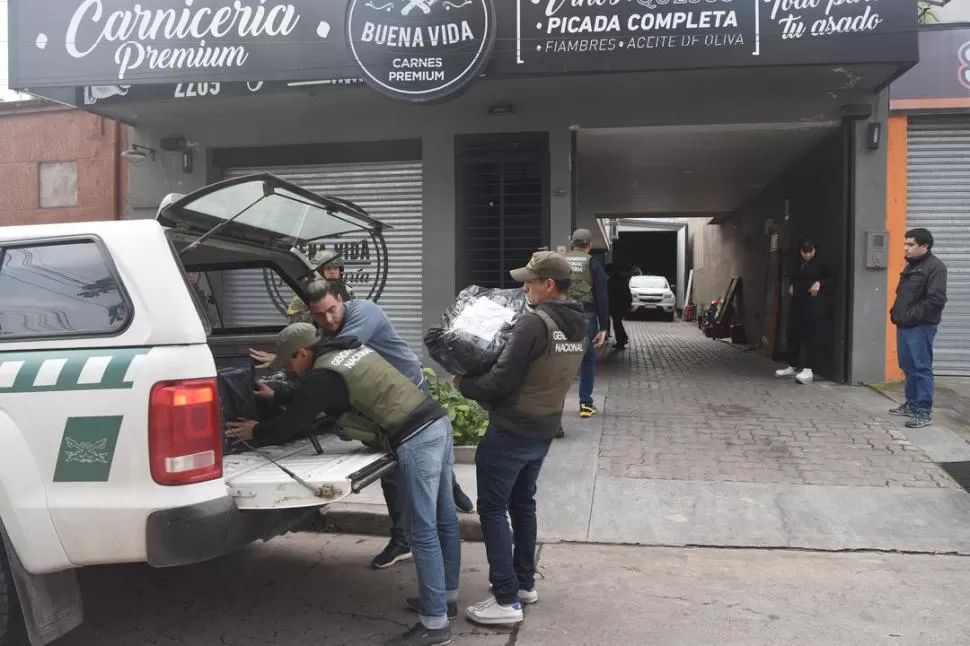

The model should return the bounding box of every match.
[905,411,933,429]
[371,541,412,569]
[406,597,458,620]
[555,425,565,439]
[453,483,474,514]
[889,404,915,417]
[387,622,452,646]
[614,343,627,350]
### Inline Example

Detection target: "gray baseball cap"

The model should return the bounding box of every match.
[269,322,318,370]
[571,228,593,244]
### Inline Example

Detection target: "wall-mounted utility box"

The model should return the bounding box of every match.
[865,230,889,269]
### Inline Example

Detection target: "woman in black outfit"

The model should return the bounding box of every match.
[775,238,830,384]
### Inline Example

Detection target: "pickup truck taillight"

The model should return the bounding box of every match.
[149,379,222,486]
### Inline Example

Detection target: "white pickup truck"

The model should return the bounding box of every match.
[0,174,397,645]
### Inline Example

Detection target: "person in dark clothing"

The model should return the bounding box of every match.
[775,238,831,385]
[228,324,461,646]
[606,263,633,349]
[456,251,587,627]
[564,229,609,418]
[889,228,948,429]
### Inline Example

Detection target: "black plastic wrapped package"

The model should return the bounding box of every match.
[217,367,261,455]
[424,285,531,377]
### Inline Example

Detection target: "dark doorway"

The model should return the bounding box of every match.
[612,231,678,284]
[455,133,550,290]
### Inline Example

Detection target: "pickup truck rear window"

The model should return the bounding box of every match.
[0,240,131,339]
[187,266,296,330]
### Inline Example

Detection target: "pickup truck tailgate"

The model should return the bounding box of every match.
[223,436,396,510]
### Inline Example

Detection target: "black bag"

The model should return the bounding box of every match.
[217,367,261,455]
[424,285,531,377]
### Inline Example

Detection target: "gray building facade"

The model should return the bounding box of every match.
[7,0,921,383]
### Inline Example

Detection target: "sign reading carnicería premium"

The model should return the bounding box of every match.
[346,0,495,102]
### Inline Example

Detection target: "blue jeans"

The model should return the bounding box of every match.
[475,425,551,606]
[897,325,937,413]
[579,312,599,407]
[396,417,461,630]
[380,377,433,548]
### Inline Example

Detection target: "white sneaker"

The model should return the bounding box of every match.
[795,369,814,385]
[775,366,797,378]
[488,585,538,605]
[465,597,524,626]
[518,588,538,605]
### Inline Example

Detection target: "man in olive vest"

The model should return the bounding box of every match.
[563,229,609,419]
[227,323,460,646]
[287,249,356,323]
[252,281,476,570]
[455,251,587,627]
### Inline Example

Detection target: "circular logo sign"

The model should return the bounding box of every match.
[346,0,495,103]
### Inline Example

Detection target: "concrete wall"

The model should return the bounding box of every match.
[849,93,892,385]
[122,72,884,361]
[687,94,892,384]
[0,107,123,226]
[689,128,848,379]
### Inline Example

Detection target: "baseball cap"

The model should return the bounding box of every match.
[269,322,318,370]
[571,229,593,244]
[510,251,572,282]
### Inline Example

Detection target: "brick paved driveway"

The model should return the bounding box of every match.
[596,322,953,489]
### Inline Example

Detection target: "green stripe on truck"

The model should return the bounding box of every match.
[0,348,149,393]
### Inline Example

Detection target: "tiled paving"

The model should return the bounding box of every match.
[595,322,953,489]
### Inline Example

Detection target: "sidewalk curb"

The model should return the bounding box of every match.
[311,503,484,542]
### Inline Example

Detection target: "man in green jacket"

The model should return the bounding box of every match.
[563,229,609,418]
[228,323,460,646]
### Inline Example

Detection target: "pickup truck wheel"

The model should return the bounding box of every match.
[0,542,28,646]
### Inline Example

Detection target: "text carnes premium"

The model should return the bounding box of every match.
[360,20,477,49]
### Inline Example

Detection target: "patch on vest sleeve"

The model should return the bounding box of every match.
[552,330,585,354]
[329,346,376,368]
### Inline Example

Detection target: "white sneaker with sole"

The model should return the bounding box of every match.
[775,366,797,377]
[518,588,538,605]
[465,597,524,626]
[488,585,538,605]
[795,369,814,385]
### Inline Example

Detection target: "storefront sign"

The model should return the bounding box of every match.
[8,0,357,87]
[495,0,916,74]
[8,0,917,93]
[890,27,970,111]
[346,0,495,102]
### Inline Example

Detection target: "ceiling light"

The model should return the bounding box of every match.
[121,144,155,164]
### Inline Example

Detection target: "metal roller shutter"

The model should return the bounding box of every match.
[223,161,425,353]
[907,116,970,376]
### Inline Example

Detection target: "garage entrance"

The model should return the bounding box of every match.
[574,122,853,382]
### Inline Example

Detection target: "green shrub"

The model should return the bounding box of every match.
[423,368,489,446]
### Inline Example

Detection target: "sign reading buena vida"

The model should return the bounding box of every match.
[346,0,494,102]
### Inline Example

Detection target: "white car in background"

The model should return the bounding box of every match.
[629,275,677,321]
